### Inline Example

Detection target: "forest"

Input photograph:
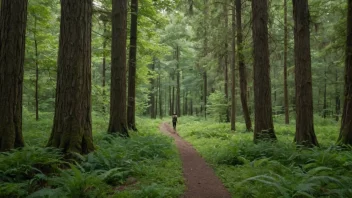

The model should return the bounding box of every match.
[0,0,352,197]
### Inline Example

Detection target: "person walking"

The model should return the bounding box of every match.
[172,113,178,130]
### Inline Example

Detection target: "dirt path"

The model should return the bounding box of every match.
[159,122,232,198]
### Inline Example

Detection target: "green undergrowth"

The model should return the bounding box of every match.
[0,111,184,198]
[177,116,352,198]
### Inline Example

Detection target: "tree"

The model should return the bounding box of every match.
[107,0,129,136]
[231,0,236,131]
[338,0,352,145]
[127,0,138,131]
[0,0,28,151]
[236,0,252,131]
[292,0,318,146]
[47,0,94,154]
[283,0,290,124]
[252,0,276,141]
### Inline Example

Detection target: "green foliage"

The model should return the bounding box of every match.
[207,91,229,122]
[1,115,184,198]
[177,117,352,197]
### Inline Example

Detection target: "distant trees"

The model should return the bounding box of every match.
[338,0,352,145]
[251,0,276,142]
[0,0,28,151]
[292,0,319,146]
[108,0,129,136]
[47,0,94,154]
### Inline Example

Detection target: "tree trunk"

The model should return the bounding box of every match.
[204,71,207,119]
[338,0,352,145]
[236,0,252,131]
[102,22,107,113]
[176,46,181,117]
[47,0,95,154]
[158,70,163,119]
[107,0,129,136]
[172,72,175,114]
[34,17,39,121]
[127,0,138,131]
[0,0,27,151]
[293,0,318,147]
[150,61,156,119]
[335,69,340,121]
[224,0,230,123]
[252,0,276,142]
[323,69,327,118]
[283,0,290,124]
[231,0,236,131]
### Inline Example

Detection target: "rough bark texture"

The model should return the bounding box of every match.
[338,0,352,145]
[283,0,290,124]
[0,0,27,151]
[108,0,129,136]
[127,0,138,131]
[252,0,276,141]
[237,0,252,131]
[47,0,94,154]
[231,0,236,131]
[293,0,318,147]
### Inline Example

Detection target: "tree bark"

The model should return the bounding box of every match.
[231,0,236,131]
[34,17,39,121]
[107,0,129,136]
[338,0,352,145]
[47,0,94,153]
[0,0,27,151]
[236,0,252,131]
[293,0,318,146]
[150,61,156,119]
[224,0,230,123]
[102,22,107,113]
[283,0,290,124]
[335,69,340,121]
[252,0,276,141]
[158,67,163,119]
[127,0,138,131]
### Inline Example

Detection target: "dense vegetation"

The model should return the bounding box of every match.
[1,0,352,197]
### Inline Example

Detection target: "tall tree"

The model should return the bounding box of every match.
[34,17,39,121]
[252,0,276,141]
[223,0,230,123]
[230,0,236,131]
[47,0,94,154]
[283,0,290,124]
[102,21,107,113]
[236,0,252,131]
[127,0,138,130]
[176,46,181,116]
[292,0,318,146]
[107,0,129,136]
[338,0,352,145]
[0,0,28,151]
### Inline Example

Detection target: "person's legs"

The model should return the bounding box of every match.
[173,122,176,130]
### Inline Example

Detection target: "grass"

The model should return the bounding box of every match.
[177,115,352,198]
[0,111,184,198]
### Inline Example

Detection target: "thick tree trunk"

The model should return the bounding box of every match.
[47,0,94,154]
[236,0,252,131]
[102,22,107,113]
[127,0,138,131]
[34,17,39,121]
[0,0,27,151]
[231,0,236,131]
[108,0,129,136]
[176,46,181,117]
[338,0,352,145]
[252,0,276,141]
[283,0,290,124]
[293,0,318,146]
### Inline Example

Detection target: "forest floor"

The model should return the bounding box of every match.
[159,122,232,198]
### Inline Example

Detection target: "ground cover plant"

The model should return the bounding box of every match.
[0,110,184,198]
[177,116,352,198]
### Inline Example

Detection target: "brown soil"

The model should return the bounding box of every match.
[159,122,232,198]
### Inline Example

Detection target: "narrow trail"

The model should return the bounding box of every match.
[159,122,232,198]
